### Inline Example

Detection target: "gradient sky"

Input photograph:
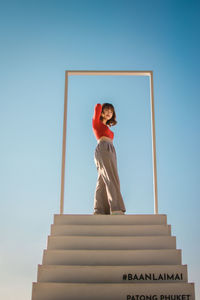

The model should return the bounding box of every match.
[0,0,199,299]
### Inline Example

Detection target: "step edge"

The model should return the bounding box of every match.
[38,264,188,268]
[32,281,194,286]
[47,235,176,238]
[43,249,182,253]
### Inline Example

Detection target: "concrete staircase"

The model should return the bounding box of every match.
[32,214,195,300]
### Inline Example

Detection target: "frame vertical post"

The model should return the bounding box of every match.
[149,71,158,214]
[60,71,68,214]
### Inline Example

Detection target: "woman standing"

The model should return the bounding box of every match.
[92,103,126,215]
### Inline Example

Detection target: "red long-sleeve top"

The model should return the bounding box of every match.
[92,103,114,140]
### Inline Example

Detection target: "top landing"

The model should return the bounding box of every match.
[53,214,167,226]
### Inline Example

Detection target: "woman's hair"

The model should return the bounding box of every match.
[100,103,117,126]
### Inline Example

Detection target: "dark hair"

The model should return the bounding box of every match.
[100,103,117,126]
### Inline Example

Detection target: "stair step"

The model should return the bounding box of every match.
[51,224,171,236]
[54,214,167,225]
[37,264,188,283]
[47,236,176,250]
[42,249,181,265]
[32,282,195,300]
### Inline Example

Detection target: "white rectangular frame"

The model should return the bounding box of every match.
[60,70,158,214]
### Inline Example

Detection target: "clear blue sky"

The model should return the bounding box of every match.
[0,0,199,299]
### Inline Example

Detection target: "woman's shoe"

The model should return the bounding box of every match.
[111,210,124,215]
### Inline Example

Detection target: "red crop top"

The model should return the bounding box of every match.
[92,103,114,140]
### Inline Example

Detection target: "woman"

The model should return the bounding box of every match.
[92,103,126,215]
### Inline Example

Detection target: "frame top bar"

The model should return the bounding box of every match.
[66,70,152,76]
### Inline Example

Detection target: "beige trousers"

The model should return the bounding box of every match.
[93,139,126,214]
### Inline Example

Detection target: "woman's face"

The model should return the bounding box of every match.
[101,107,113,120]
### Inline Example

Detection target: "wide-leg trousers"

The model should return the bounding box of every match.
[93,139,126,214]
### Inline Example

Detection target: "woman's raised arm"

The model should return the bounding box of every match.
[92,103,102,124]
